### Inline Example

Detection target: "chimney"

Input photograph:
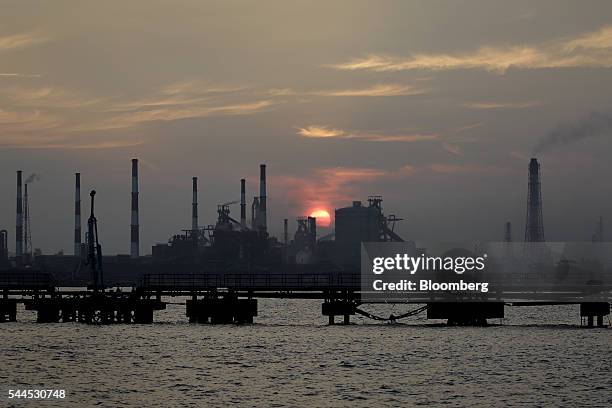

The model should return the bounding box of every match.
[283,218,288,245]
[308,216,317,249]
[525,158,545,242]
[74,173,81,256]
[259,164,267,232]
[192,177,198,232]
[131,159,139,258]
[16,171,23,259]
[240,178,246,228]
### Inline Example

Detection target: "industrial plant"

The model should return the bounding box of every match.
[0,158,609,326]
[0,159,410,284]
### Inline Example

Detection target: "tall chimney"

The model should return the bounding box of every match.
[308,216,317,249]
[240,178,246,228]
[525,158,545,242]
[259,164,267,232]
[192,177,198,232]
[16,171,23,259]
[74,173,81,256]
[283,218,288,245]
[131,159,139,258]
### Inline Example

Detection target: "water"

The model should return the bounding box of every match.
[1,300,610,407]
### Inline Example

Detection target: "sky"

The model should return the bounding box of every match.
[1,0,612,254]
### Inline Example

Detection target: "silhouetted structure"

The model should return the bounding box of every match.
[192,177,198,233]
[130,159,139,258]
[86,190,104,291]
[23,183,32,260]
[240,178,246,228]
[15,171,23,260]
[335,197,403,266]
[525,158,545,242]
[283,218,288,246]
[74,173,81,257]
[0,229,8,267]
[504,221,512,242]
[259,164,267,232]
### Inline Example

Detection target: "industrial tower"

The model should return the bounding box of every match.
[524,158,545,242]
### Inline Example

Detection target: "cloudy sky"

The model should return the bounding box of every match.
[1,0,612,254]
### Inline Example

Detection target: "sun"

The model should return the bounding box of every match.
[309,209,331,227]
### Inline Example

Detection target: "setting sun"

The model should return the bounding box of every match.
[309,209,331,227]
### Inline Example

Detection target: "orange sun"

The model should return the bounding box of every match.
[309,209,331,227]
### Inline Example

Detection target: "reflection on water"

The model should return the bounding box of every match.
[1,300,610,407]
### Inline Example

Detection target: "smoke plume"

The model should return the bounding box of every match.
[534,111,612,154]
[25,173,41,183]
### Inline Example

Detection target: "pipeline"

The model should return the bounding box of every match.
[355,305,428,322]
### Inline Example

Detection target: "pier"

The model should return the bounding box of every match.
[0,271,609,327]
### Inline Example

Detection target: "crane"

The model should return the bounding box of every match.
[85,190,104,292]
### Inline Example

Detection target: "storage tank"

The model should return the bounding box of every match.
[335,201,380,266]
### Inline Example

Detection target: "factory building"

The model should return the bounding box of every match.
[335,197,403,267]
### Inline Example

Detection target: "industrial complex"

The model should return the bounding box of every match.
[0,158,609,326]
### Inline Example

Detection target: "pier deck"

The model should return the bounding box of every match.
[0,271,610,326]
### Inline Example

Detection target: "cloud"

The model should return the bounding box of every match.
[0,79,277,147]
[563,26,612,51]
[314,83,425,97]
[266,88,296,97]
[80,80,274,130]
[0,73,41,78]
[463,101,541,109]
[0,137,145,149]
[454,122,484,133]
[1,86,103,108]
[77,100,276,131]
[0,109,63,132]
[297,125,438,142]
[442,142,462,155]
[328,25,612,73]
[267,83,426,98]
[159,80,247,96]
[0,32,48,51]
[297,125,345,138]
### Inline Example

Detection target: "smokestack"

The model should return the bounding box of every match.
[0,230,7,262]
[74,173,81,256]
[192,177,198,232]
[308,216,317,249]
[16,171,23,259]
[283,218,288,245]
[23,184,30,257]
[240,178,246,228]
[525,158,545,242]
[259,164,267,232]
[131,159,139,258]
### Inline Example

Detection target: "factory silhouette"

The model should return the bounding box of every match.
[0,157,610,327]
[0,157,604,284]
